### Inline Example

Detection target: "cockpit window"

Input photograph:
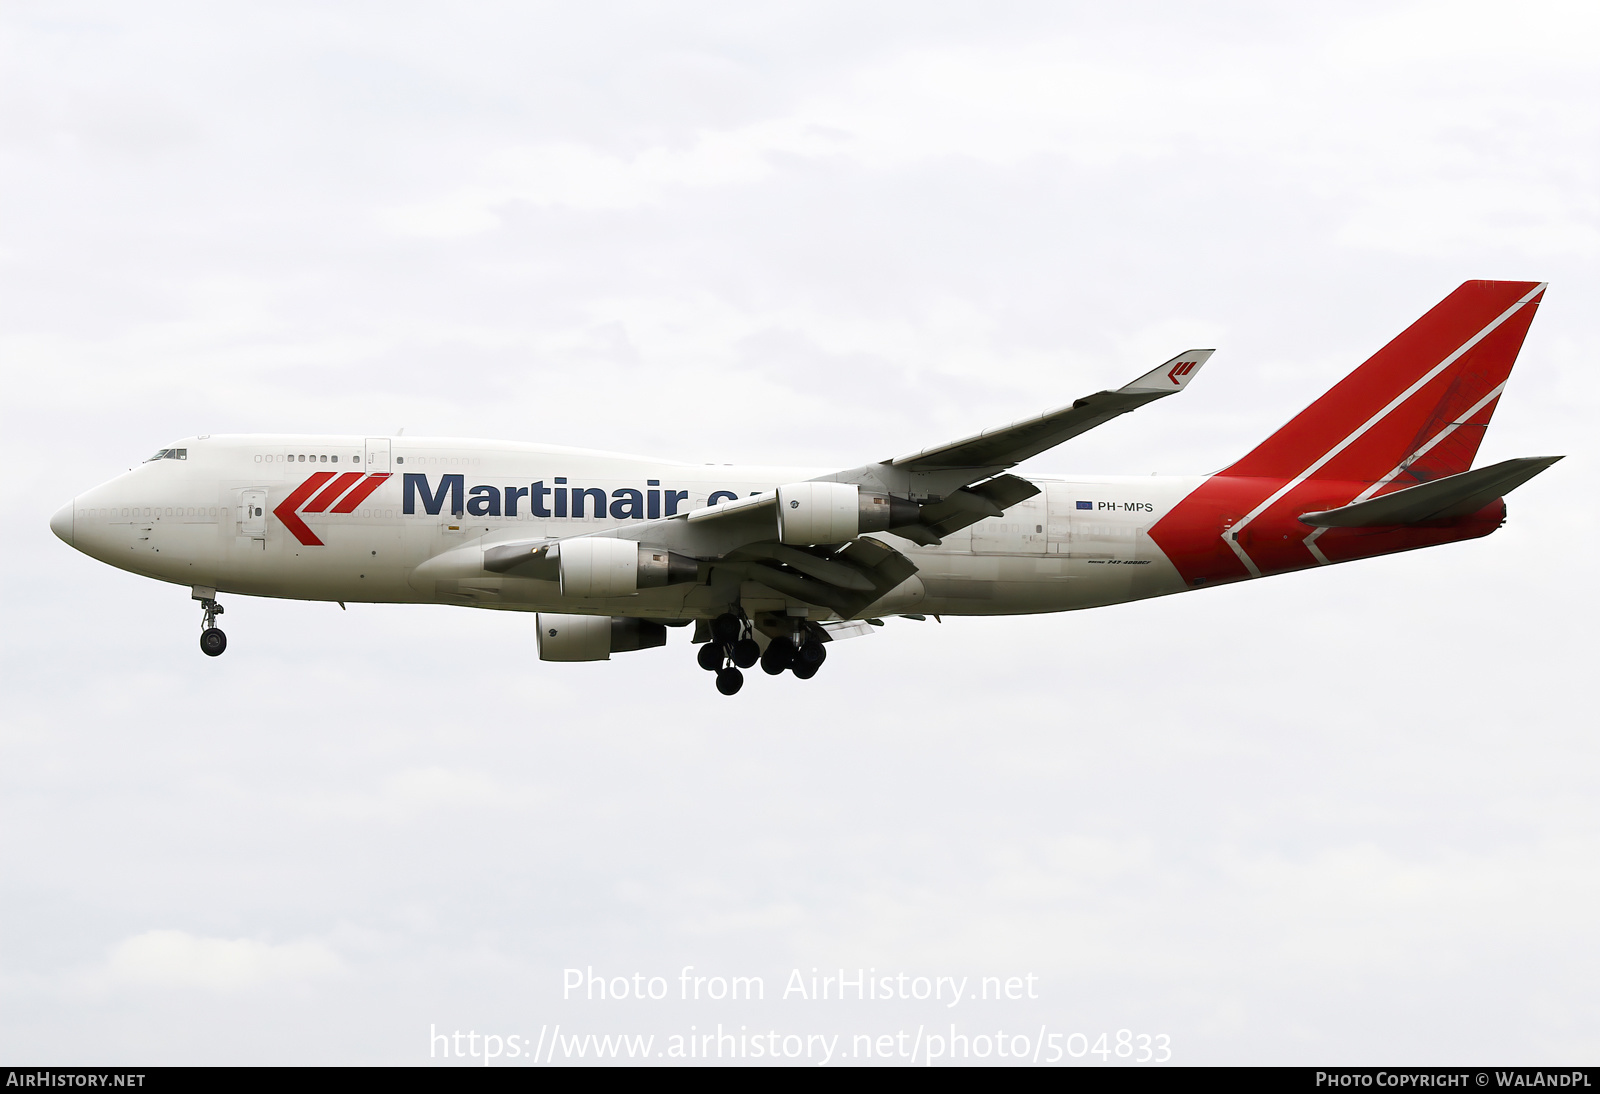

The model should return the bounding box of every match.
[143,448,189,462]
[145,449,170,462]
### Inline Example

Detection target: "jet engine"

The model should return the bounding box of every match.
[776,483,919,545]
[557,539,699,597]
[537,614,669,661]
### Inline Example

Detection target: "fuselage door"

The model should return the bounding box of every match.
[365,438,392,473]
[241,488,268,540]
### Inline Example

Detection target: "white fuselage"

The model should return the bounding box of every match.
[58,434,1202,621]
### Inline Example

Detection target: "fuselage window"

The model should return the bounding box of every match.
[320,455,327,462]
[332,455,339,463]
[395,457,404,464]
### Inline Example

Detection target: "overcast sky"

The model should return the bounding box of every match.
[2,0,1597,1066]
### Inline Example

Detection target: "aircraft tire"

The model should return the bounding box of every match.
[696,643,723,671]
[200,628,227,657]
[792,661,819,680]
[761,636,795,675]
[797,640,826,667]
[710,613,742,644]
[715,667,744,695]
[731,638,760,669]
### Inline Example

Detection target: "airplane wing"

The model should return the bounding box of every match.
[463,349,1213,614]
[887,349,1213,473]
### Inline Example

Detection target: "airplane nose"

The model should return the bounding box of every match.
[50,501,74,547]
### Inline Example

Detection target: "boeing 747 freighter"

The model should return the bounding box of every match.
[50,281,1561,695]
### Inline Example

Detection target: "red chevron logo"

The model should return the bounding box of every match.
[273,472,391,546]
[1168,360,1198,385]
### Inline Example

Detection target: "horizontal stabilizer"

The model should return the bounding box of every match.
[1298,456,1562,527]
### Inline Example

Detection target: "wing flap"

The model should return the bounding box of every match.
[888,473,1042,545]
[742,537,920,617]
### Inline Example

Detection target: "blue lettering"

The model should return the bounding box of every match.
[409,476,708,522]
[611,488,644,520]
[708,490,738,506]
[467,485,501,517]
[403,474,463,516]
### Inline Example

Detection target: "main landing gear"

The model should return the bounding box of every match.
[697,611,827,695]
[198,597,227,657]
[697,612,759,695]
[759,624,825,680]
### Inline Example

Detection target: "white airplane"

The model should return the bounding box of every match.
[51,281,1561,695]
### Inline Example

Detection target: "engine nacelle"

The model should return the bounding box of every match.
[858,491,922,532]
[558,539,698,597]
[777,482,860,545]
[637,547,701,589]
[776,483,919,544]
[537,614,668,661]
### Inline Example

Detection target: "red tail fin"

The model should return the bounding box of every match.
[1223,280,1546,484]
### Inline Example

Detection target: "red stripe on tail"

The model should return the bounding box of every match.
[1149,281,1545,587]
[1225,280,1543,482]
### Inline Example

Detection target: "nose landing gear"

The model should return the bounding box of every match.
[197,595,226,657]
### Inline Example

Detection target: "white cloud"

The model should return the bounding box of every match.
[306,766,520,822]
[105,930,343,991]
